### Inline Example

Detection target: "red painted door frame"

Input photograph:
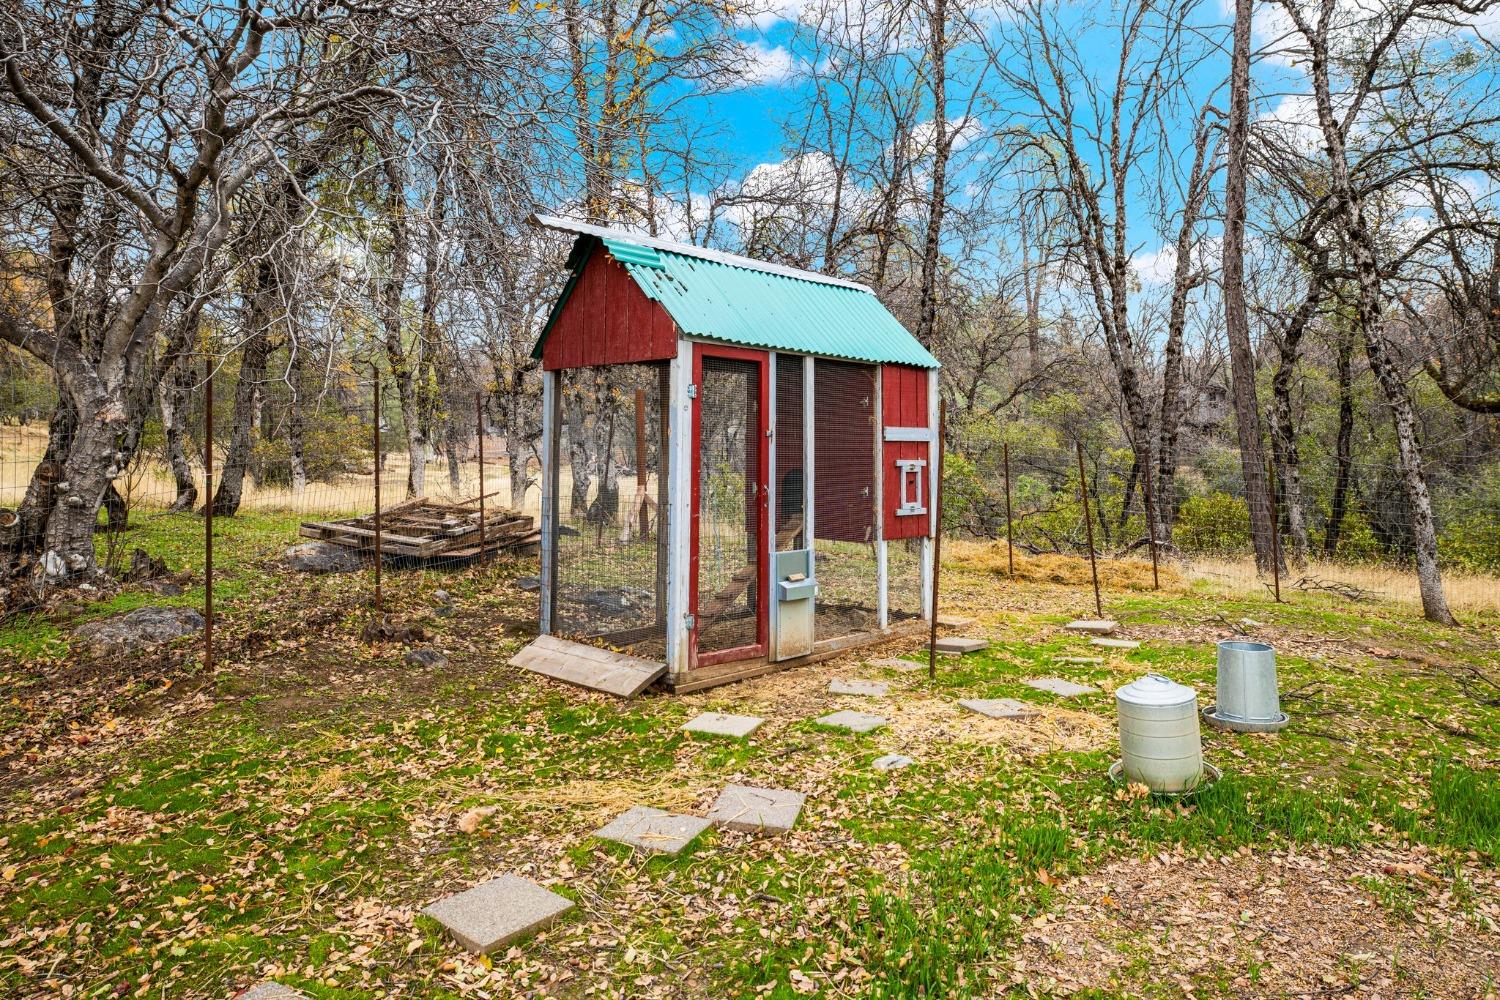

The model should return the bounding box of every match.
[689,343,771,669]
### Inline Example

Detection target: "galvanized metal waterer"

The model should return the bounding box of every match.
[1114,673,1208,794]
[1203,640,1290,733]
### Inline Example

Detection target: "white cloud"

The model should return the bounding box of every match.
[908,116,985,157]
[736,0,807,30]
[1132,236,1222,286]
[736,40,800,86]
[1132,245,1179,286]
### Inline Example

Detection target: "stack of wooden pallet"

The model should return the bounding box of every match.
[299,496,538,560]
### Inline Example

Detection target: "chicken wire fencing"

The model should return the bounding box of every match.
[1,354,543,630]
[549,362,671,656]
[947,435,1500,617]
[694,355,762,657]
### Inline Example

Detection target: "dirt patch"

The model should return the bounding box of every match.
[1019,845,1500,997]
[680,647,1113,757]
[881,697,1110,755]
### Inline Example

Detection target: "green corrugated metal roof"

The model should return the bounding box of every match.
[602,237,665,269]
[621,245,938,368]
[533,216,939,369]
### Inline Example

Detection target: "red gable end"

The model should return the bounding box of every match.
[540,248,678,371]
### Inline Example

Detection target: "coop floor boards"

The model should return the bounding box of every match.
[510,635,666,698]
[668,619,928,694]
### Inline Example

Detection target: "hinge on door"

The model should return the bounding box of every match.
[687,383,698,399]
[684,613,697,630]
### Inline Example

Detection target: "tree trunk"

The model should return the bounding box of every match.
[287,347,308,497]
[1268,280,1322,568]
[914,0,950,348]
[509,443,531,511]
[1155,117,1216,543]
[5,398,74,568]
[211,276,275,516]
[1323,326,1356,557]
[566,393,593,513]
[1289,4,1455,625]
[1269,407,1311,567]
[1223,0,1279,574]
[375,155,426,500]
[446,413,462,492]
[159,362,198,513]
[38,385,130,581]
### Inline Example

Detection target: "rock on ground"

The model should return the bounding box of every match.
[404,647,449,669]
[74,606,205,656]
[281,541,364,574]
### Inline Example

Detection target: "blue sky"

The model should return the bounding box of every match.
[649,0,1498,300]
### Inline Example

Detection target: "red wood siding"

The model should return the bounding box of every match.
[541,248,678,371]
[881,365,932,540]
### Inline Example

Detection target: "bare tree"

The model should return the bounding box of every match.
[988,0,1218,549]
[0,2,467,583]
[1270,0,1500,624]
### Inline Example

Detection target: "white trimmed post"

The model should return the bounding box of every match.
[539,369,557,635]
[921,366,940,622]
[664,340,695,682]
[874,367,888,630]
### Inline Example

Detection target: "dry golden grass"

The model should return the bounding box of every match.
[1190,555,1500,616]
[0,421,550,517]
[946,539,1187,592]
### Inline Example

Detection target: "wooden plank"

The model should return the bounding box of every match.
[668,618,927,693]
[298,521,437,550]
[509,636,666,698]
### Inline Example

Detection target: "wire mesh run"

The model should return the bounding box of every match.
[695,356,762,656]
[887,537,924,623]
[774,355,807,551]
[550,362,670,656]
[812,358,879,638]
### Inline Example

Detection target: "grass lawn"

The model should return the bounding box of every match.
[0,511,1498,998]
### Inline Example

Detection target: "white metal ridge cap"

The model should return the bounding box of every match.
[531,213,875,293]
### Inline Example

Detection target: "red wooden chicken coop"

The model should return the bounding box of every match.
[512,215,940,694]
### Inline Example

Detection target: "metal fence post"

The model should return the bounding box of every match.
[202,358,214,671]
[1076,441,1103,618]
[928,399,947,681]
[475,390,486,557]
[372,374,383,619]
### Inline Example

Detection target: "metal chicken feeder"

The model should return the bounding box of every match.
[1203,639,1289,733]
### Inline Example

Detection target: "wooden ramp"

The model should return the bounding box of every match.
[509,635,666,698]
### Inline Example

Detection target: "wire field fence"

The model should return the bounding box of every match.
[943,437,1500,616]
[3,360,1498,664]
[0,362,545,647]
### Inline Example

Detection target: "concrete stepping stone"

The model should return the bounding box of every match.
[239,985,309,1000]
[708,784,805,833]
[1054,655,1104,665]
[814,709,889,733]
[868,657,927,671]
[1024,677,1099,697]
[829,678,889,697]
[682,711,764,738]
[937,614,977,628]
[1090,637,1140,650]
[594,806,710,857]
[934,636,988,654]
[421,874,574,955]
[1064,619,1118,635]
[873,753,914,771]
[959,698,1041,721]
